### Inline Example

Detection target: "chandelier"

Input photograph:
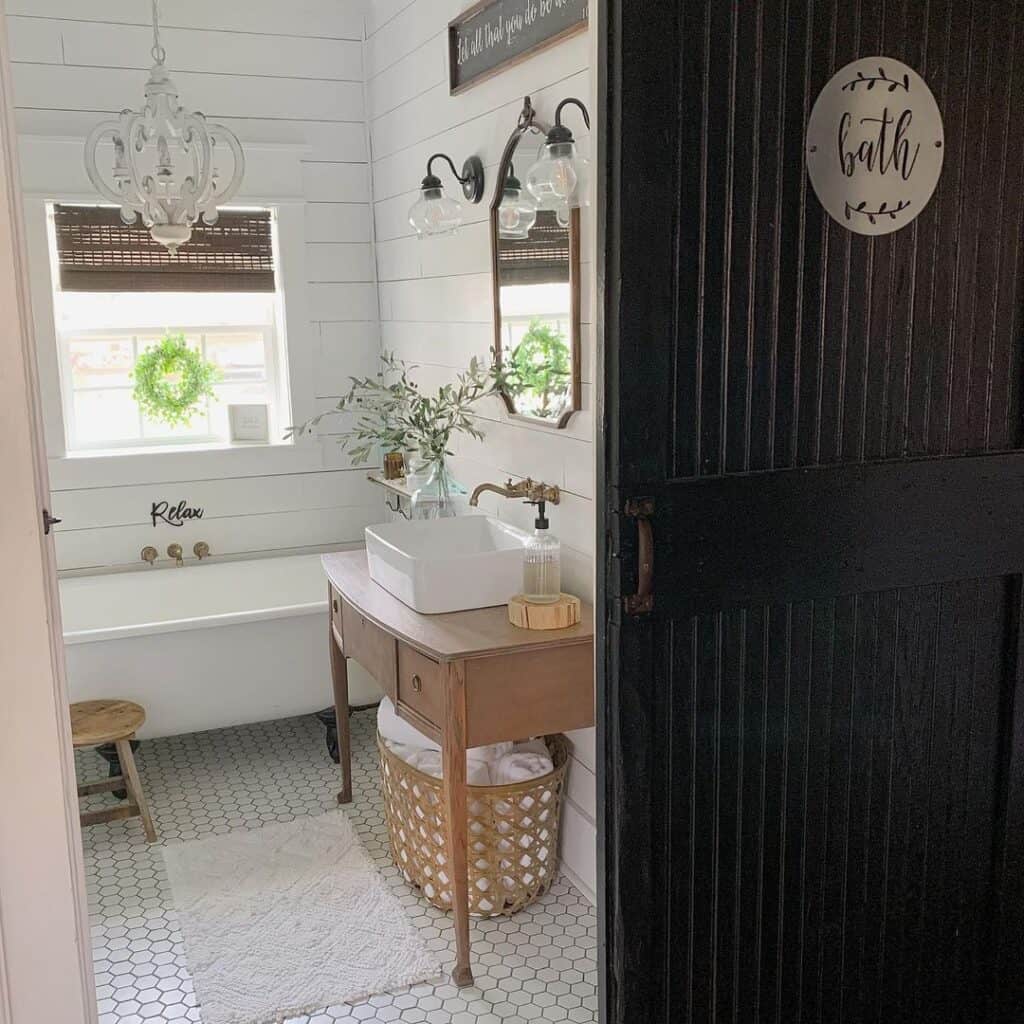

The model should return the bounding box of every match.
[83,0,245,253]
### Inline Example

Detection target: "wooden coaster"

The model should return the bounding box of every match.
[508,593,581,630]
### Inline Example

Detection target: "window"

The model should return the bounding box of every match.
[48,204,289,453]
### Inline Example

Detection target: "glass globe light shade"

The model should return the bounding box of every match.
[526,140,589,210]
[498,181,538,240]
[408,185,463,237]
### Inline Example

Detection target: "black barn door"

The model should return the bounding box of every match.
[598,2,1024,1022]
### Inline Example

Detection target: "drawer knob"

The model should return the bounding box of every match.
[411,674,422,693]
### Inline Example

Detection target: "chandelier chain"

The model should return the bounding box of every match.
[150,0,166,65]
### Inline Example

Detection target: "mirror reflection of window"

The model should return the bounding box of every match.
[495,209,573,422]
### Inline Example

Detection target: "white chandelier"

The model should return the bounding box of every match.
[83,0,245,253]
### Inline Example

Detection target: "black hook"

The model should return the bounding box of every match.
[554,97,591,133]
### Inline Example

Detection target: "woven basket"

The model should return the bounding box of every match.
[378,733,569,917]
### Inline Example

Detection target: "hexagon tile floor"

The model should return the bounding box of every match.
[75,709,598,1024]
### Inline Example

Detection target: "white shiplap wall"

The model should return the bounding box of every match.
[364,0,598,900]
[7,0,381,572]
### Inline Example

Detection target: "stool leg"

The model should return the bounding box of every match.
[115,738,156,843]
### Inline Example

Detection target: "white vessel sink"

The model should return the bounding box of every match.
[364,516,530,614]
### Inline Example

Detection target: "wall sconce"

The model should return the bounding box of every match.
[408,153,485,237]
[525,98,591,215]
[497,163,538,240]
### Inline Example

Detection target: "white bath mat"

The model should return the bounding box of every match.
[161,812,441,1024]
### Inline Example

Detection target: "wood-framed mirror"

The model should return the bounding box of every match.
[490,97,581,429]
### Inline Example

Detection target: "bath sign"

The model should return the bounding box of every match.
[806,56,944,235]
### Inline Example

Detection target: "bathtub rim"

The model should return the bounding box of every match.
[62,598,329,645]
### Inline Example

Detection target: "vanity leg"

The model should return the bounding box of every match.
[442,659,473,988]
[329,613,353,805]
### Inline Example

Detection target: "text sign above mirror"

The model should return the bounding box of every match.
[806,56,944,236]
[449,0,588,95]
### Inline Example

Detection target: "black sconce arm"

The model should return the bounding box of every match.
[552,97,593,136]
[421,152,485,204]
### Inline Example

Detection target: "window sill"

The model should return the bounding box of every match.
[61,440,288,460]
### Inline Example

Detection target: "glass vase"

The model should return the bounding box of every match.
[410,457,457,520]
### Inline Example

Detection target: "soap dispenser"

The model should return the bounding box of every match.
[523,500,561,604]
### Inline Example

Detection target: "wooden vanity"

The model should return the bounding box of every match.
[322,549,594,986]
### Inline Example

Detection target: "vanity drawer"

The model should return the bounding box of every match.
[396,644,442,728]
[340,600,397,699]
[330,587,344,647]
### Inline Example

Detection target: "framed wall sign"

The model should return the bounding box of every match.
[228,403,270,444]
[448,0,588,95]
[806,56,944,236]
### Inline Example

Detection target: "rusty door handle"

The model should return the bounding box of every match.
[623,497,654,614]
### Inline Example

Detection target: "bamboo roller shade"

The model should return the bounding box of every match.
[53,204,275,293]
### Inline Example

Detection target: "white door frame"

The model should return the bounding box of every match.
[0,2,97,1022]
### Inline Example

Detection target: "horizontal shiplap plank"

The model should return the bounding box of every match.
[10,19,364,81]
[52,469,377,531]
[308,282,379,322]
[15,108,367,162]
[5,1,365,40]
[315,321,381,397]
[302,161,370,203]
[375,220,490,280]
[46,438,360,491]
[364,0,463,80]
[370,36,590,160]
[306,242,375,282]
[365,0,417,39]
[17,136,307,200]
[305,202,372,243]
[6,16,64,63]
[55,504,379,572]
[366,29,445,120]
[378,273,493,323]
[11,63,364,122]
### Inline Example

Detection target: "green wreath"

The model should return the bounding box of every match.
[132,332,220,427]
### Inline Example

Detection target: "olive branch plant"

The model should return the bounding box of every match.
[286,350,524,467]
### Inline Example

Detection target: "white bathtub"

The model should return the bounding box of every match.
[60,553,379,738]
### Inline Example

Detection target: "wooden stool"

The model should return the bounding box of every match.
[71,700,156,843]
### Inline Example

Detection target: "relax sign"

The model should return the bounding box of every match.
[806,57,944,236]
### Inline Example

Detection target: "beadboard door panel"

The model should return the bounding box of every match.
[600,1,1024,1021]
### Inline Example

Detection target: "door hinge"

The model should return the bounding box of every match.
[623,497,654,615]
[42,508,62,535]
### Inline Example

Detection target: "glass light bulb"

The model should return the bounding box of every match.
[526,141,590,210]
[498,184,538,240]
[408,186,463,237]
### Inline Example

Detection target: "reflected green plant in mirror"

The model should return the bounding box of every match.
[505,318,571,419]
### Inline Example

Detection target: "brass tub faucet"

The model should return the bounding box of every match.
[193,541,210,560]
[167,543,184,567]
[141,546,158,565]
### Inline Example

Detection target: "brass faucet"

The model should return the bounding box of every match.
[141,546,158,566]
[468,477,561,508]
[193,541,210,560]
[167,543,184,567]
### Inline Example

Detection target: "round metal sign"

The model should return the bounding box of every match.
[806,56,944,236]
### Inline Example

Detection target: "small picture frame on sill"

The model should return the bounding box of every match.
[228,404,270,444]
